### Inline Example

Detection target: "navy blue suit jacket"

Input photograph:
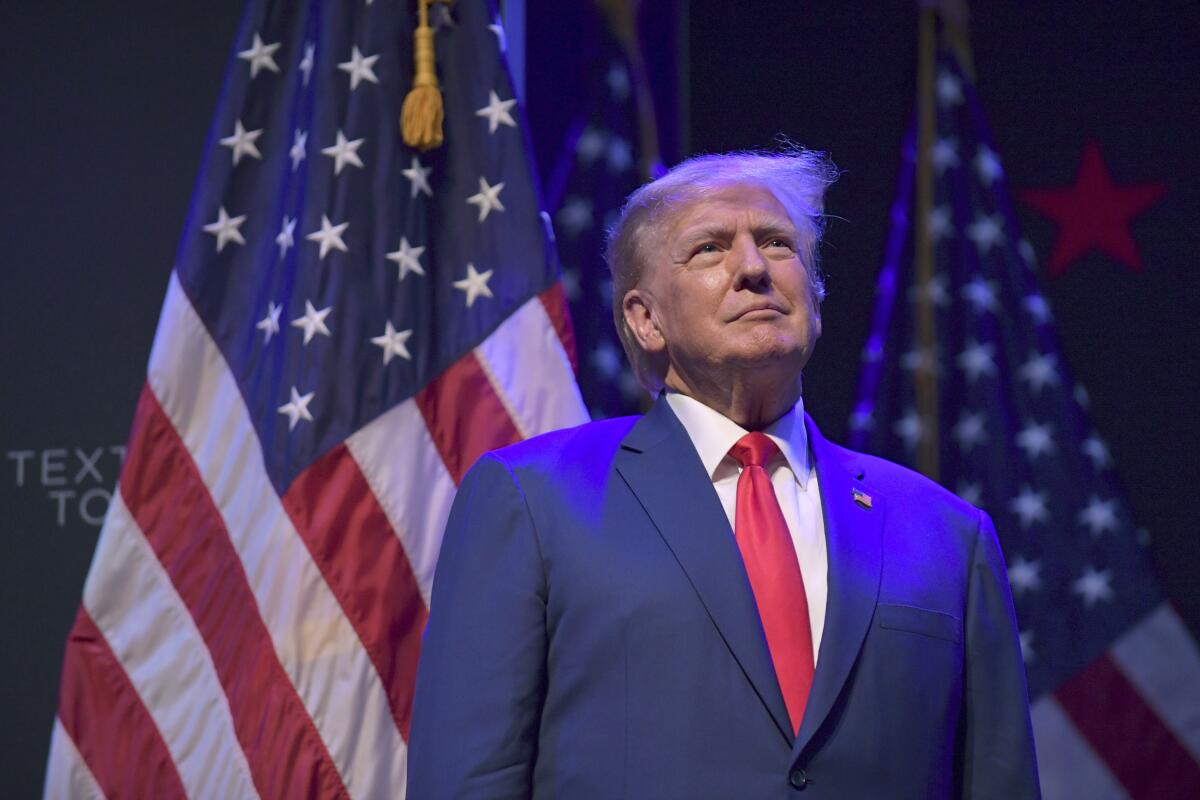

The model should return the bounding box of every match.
[409,396,1039,798]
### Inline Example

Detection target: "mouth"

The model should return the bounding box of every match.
[730,303,786,321]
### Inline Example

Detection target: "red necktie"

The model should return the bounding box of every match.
[729,432,815,735]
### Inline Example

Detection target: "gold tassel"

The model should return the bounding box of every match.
[401,0,450,151]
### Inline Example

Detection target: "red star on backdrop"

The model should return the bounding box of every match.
[1019,140,1167,277]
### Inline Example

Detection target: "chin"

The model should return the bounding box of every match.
[728,339,810,370]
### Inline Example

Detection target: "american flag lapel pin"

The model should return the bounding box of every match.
[852,488,873,509]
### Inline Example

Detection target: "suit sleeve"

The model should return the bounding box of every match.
[959,510,1042,799]
[408,454,548,799]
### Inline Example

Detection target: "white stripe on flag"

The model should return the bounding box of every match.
[84,490,260,800]
[1110,603,1200,761]
[146,273,407,798]
[1032,695,1128,800]
[44,717,106,800]
[473,293,589,439]
[345,400,456,606]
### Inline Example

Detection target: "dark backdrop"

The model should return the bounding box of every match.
[2,2,1196,796]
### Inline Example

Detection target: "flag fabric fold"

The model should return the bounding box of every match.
[45,1,586,797]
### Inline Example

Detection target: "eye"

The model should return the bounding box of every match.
[692,242,720,256]
[765,237,793,249]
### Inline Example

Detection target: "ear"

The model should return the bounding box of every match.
[622,289,666,354]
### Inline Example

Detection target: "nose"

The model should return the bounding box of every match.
[731,234,770,290]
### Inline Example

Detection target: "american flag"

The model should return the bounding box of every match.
[539,1,663,420]
[846,29,1200,800]
[44,1,586,797]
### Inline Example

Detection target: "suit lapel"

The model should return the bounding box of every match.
[615,396,794,744]
[793,415,885,757]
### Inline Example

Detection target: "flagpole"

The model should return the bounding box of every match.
[914,2,940,480]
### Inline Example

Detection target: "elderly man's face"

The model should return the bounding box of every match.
[626,183,822,388]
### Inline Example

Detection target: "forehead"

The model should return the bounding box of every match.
[661,182,796,236]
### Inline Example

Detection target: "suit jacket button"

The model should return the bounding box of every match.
[788,768,808,790]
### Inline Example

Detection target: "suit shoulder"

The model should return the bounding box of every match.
[484,415,640,474]
[823,438,980,520]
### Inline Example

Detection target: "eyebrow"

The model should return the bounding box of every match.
[675,218,798,246]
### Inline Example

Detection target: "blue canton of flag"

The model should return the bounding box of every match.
[847,33,1200,800]
[45,1,586,797]
[183,0,562,491]
[541,10,658,419]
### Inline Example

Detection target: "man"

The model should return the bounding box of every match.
[408,150,1039,798]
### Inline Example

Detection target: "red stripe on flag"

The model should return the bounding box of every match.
[539,281,579,374]
[1055,652,1200,800]
[415,351,524,484]
[57,606,187,799]
[122,385,349,800]
[282,443,428,739]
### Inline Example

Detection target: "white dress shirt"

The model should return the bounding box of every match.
[665,392,828,664]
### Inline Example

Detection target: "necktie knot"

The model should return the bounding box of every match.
[729,431,780,469]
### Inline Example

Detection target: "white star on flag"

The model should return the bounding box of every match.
[277,386,315,431]
[893,408,923,449]
[275,216,297,259]
[606,137,634,173]
[1078,495,1120,538]
[931,138,960,173]
[1075,384,1091,408]
[1016,420,1056,461]
[371,321,414,364]
[338,46,380,90]
[560,267,580,301]
[557,196,594,237]
[219,119,263,165]
[321,130,365,175]
[475,90,517,134]
[238,33,281,78]
[606,63,631,100]
[900,347,938,375]
[1018,238,1038,268]
[306,215,349,259]
[966,213,1005,253]
[1018,351,1060,394]
[453,263,494,307]
[955,481,982,506]
[466,177,506,222]
[291,300,332,344]
[936,70,963,106]
[256,301,282,343]
[953,411,988,453]
[203,206,247,252]
[299,42,315,86]
[289,129,308,172]
[849,408,874,433]
[956,339,997,383]
[1009,485,1050,528]
[402,157,433,197]
[1008,555,1043,596]
[908,273,950,307]
[961,277,999,314]
[1023,293,1053,324]
[927,205,953,241]
[1073,566,1115,608]
[1082,435,1113,470]
[591,342,623,379]
[576,128,606,163]
[386,237,425,280]
[974,145,1004,186]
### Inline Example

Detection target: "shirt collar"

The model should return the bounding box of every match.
[664,391,810,485]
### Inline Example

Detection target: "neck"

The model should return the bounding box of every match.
[664,368,802,430]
